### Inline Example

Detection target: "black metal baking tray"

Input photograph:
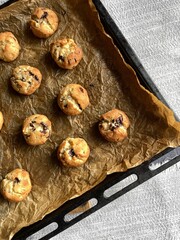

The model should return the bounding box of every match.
[0,0,179,239]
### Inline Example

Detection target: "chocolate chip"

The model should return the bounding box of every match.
[110,126,116,131]
[78,103,82,111]
[14,177,20,183]
[116,115,123,126]
[29,71,39,81]
[40,122,48,134]
[30,123,36,131]
[79,87,84,93]
[41,11,48,19]
[58,55,65,62]
[110,115,123,131]
[29,71,34,77]
[89,83,94,87]
[74,58,77,62]
[21,76,26,82]
[34,75,39,81]
[64,104,68,108]
[69,149,75,157]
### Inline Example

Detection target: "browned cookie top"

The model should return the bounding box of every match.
[30,7,59,38]
[0,168,32,202]
[0,32,20,62]
[11,65,42,95]
[99,109,130,142]
[50,38,83,69]
[22,114,52,146]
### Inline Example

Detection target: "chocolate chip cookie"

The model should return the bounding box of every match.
[57,137,90,167]
[50,38,83,69]
[0,168,32,202]
[0,32,20,62]
[57,84,89,115]
[99,109,130,142]
[22,114,52,145]
[0,112,3,131]
[30,7,59,38]
[10,65,42,95]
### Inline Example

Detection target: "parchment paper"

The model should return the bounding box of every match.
[0,0,179,239]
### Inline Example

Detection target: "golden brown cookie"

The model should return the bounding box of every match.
[30,7,59,38]
[0,112,4,130]
[0,32,20,62]
[57,84,89,115]
[99,109,130,142]
[50,38,83,69]
[22,114,52,146]
[57,137,90,167]
[10,65,42,95]
[0,168,32,202]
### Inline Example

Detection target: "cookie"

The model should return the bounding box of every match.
[57,84,89,115]
[0,168,32,202]
[0,32,20,62]
[0,112,4,130]
[22,114,52,146]
[99,109,130,142]
[50,38,83,69]
[57,137,90,167]
[10,65,42,95]
[30,7,59,38]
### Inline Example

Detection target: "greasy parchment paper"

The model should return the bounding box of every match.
[0,0,180,239]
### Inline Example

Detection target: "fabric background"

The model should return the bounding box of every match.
[0,0,180,239]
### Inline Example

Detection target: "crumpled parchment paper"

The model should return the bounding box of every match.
[0,0,179,239]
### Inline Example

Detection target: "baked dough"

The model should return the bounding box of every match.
[57,84,89,115]
[99,109,130,142]
[11,65,42,95]
[0,168,32,202]
[30,7,59,38]
[0,32,20,62]
[22,114,52,145]
[57,137,90,167]
[50,38,83,69]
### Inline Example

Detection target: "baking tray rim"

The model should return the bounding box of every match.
[0,0,179,239]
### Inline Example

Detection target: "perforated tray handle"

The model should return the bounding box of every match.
[13,147,180,240]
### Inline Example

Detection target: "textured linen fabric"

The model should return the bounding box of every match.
[0,0,6,4]
[102,0,180,118]
[1,0,180,239]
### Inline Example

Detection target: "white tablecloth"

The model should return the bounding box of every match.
[0,0,180,239]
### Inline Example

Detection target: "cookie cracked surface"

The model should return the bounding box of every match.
[57,137,90,167]
[50,38,83,69]
[11,65,42,95]
[57,84,89,115]
[22,114,52,145]
[0,32,20,62]
[99,109,130,142]
[0,169,32,202]
[30,7,59,38]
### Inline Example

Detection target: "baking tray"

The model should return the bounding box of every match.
[0,0,179,239]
